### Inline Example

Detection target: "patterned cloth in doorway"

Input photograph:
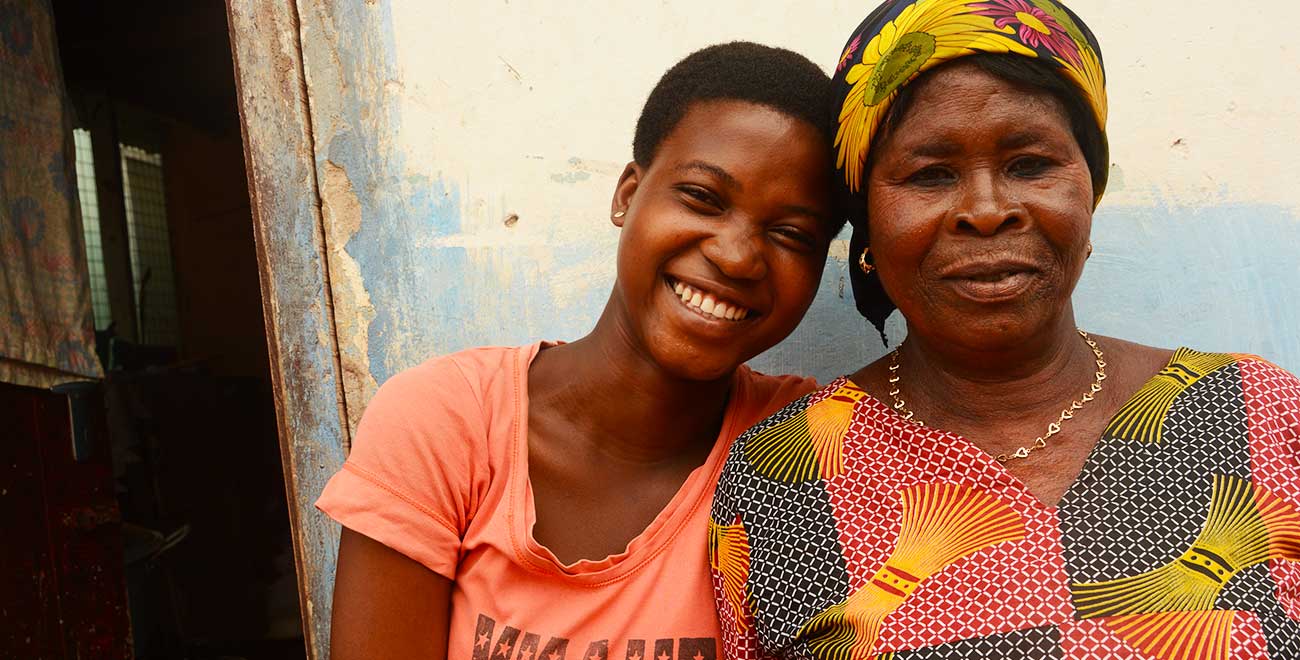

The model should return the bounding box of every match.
[0,0,102,388]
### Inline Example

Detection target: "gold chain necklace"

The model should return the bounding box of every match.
[887,329,1107,464]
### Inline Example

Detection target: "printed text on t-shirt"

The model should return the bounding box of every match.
[472,614,717,660]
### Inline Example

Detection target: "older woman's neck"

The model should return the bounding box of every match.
[900,317,1099,420]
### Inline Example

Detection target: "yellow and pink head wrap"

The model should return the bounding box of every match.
[831,0,1109,334]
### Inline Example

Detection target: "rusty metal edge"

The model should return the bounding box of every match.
[225,2,352,658]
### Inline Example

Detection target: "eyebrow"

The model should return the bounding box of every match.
[903,130,1056,159]
[675,160,829,223]
[906,140,962,159]
[781,204,832,224]
[997,130,1051,151]
[675,161,741,190]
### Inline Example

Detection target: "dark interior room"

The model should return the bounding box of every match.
[2,1,305,657]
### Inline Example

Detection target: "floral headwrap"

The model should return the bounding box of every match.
[832,0,1108,336]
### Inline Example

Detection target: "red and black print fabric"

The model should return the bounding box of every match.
[710,351,1300,659]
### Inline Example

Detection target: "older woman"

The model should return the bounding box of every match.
[710,1,1300,658]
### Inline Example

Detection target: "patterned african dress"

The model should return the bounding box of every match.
[710,349,1300,659]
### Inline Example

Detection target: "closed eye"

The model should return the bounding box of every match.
[770,225,818,251]
[676,184,724,213]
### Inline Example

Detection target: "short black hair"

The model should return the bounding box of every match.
[867,53,1109,198]
[633,42,835,169]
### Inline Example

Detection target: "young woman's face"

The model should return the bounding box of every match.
[611,99,835,381]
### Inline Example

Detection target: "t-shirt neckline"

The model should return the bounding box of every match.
[506,341,746,583]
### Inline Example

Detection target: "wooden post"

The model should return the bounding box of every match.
[225,3,351,657]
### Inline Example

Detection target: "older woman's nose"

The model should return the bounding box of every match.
[702,226,769,281]
[949,173,1025,236]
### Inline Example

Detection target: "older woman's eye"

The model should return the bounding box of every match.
[907,166,956,187]
[1009,156,1052,178]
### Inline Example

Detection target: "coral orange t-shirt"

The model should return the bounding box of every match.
[316,343,815,660]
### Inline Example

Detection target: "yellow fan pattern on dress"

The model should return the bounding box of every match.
[1072,474,1300,619]
[1104,349,1239,444]
[744,384,869,483]
[835,0,1036,193]
[1099,610,1236,660]
[709,514,753,631]
[798,483,1027,660]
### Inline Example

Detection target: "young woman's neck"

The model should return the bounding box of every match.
[527,305,736,465]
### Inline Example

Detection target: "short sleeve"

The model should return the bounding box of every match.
[316,355,490,579]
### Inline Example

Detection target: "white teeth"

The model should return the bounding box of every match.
[670,279,751,321]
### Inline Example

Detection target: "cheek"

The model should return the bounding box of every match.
[1027,186,1094,255]
[867,194,941,271]
[772,255,825,314]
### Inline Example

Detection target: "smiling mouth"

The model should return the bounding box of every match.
[665,277,754,322]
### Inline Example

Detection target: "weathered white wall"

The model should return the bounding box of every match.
[298,0,1300,426]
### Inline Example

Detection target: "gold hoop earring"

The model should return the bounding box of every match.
[613,210,626,219]
[858,247,876,275]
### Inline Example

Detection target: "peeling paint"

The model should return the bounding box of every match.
[566,157,624,177]
[319,161,378,435]
[550,170,592,184]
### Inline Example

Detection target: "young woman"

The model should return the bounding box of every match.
[317,42,846,659]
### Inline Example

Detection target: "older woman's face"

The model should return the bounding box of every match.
[866,60,1095,351]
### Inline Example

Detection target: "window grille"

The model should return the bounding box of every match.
[120,145,178,346]
[73,128,112,330]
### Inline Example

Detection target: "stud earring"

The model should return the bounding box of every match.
[613,210,626,219]
[858,247,876,275]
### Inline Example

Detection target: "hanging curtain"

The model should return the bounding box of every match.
[0,0,103,388]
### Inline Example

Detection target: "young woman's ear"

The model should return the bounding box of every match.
[611,162,641,228]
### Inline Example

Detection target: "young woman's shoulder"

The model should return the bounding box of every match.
[375,344,531,413]
[734,366,819,429]
[317,344,538,577]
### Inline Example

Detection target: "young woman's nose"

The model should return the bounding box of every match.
[948,170,1026,236]
[701,224,768,281]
